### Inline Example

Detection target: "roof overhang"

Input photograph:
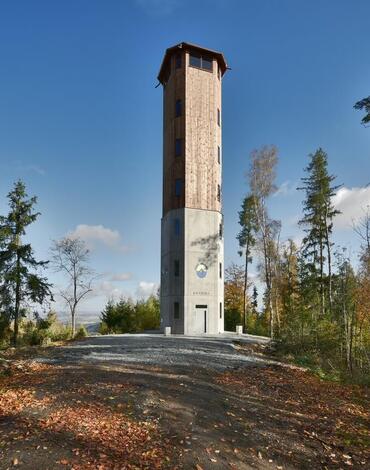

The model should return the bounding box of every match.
[157,42,228,84]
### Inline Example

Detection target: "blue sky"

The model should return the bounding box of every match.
[0,0,369,320]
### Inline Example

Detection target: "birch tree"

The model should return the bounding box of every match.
[248,145,279,338]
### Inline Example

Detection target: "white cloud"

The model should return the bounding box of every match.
[92,281,130,301]
[136,281,158,299]
[108,272,132,282]
[68,224,129,252]
[332,186,370,229]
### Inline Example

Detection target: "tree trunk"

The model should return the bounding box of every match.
[12,247,21,347]
[243,241,249,333]
[325,210,333,314]
[71,308,76,337]
[319,239,325,318]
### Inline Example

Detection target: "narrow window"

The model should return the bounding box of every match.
[175,54,182,69]
[174,218,180,237]
[175,99,182,117]
[219,262,222,279]
[175,138,182,157]
[219,302,222,319]
[174,301,180,319]
[217,184,221,202]
[217,108,221,126]
[217,146,221,164]
[219,222,223,239]
[189,52,201,68]
[175,178,182,197]
[174,260,180,277]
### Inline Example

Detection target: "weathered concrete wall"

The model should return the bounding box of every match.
[161,208,224,335]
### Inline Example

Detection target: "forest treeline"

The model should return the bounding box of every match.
[225,146,370,383]
[0,145,369,383]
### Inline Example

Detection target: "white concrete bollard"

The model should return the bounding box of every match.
[164,326,171,336]
[236,325,243,335]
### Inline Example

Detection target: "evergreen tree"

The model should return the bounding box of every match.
[252,285,258,313]
[237,194,258,332]
[354,96,370,125]
[279,240,300,337]
[298,148,340,317]
[0,181,52,346]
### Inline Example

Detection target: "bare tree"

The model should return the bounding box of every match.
[353,206,370,252]
[51,237,94,336]
[248,145,279,338]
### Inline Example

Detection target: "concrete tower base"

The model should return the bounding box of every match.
[161,207,224,335]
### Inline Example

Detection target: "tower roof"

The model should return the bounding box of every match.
[157,42,228,84]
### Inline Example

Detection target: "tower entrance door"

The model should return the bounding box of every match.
[194,305,207,334]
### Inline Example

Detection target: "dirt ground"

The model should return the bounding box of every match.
[0,334,369,469]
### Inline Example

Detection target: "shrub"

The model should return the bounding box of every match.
[99,295,160,334]
[74,325,87,339]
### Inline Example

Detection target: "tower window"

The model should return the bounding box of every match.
[174,218,180,237]
[217,108,221,126]
[219,302,222,319]
[174,260,180,277]
[189,53,213,72]
[175,99,182,117]
[189,52,201,68]
[175,54,182,69]
[219,262,222,279]
[175,178,182,197]
[217,184,221,202]
[174,301,180,319]
[219,222,223,239]
[175,138,182,157]
[217,146,221,164]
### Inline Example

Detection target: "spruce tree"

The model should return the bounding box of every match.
[354,96,370,125]
[298,148,340,318]
[0,181,52,346]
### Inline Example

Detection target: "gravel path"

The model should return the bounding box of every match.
[38,333,271,370]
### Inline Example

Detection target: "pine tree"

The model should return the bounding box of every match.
[237,194,258,332]
[298,148,340,318]
[354,96,370,125]
[0,181,53,346]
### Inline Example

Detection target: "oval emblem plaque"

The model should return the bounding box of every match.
[195,263,208,279]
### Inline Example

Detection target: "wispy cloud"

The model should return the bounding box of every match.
[332,186,370,229]
[106,272,132,282]
[16,163,46,176]
[92,281,131,301]
[273,180,298,197]
[136,281,158,299]
[68,224,130,252]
